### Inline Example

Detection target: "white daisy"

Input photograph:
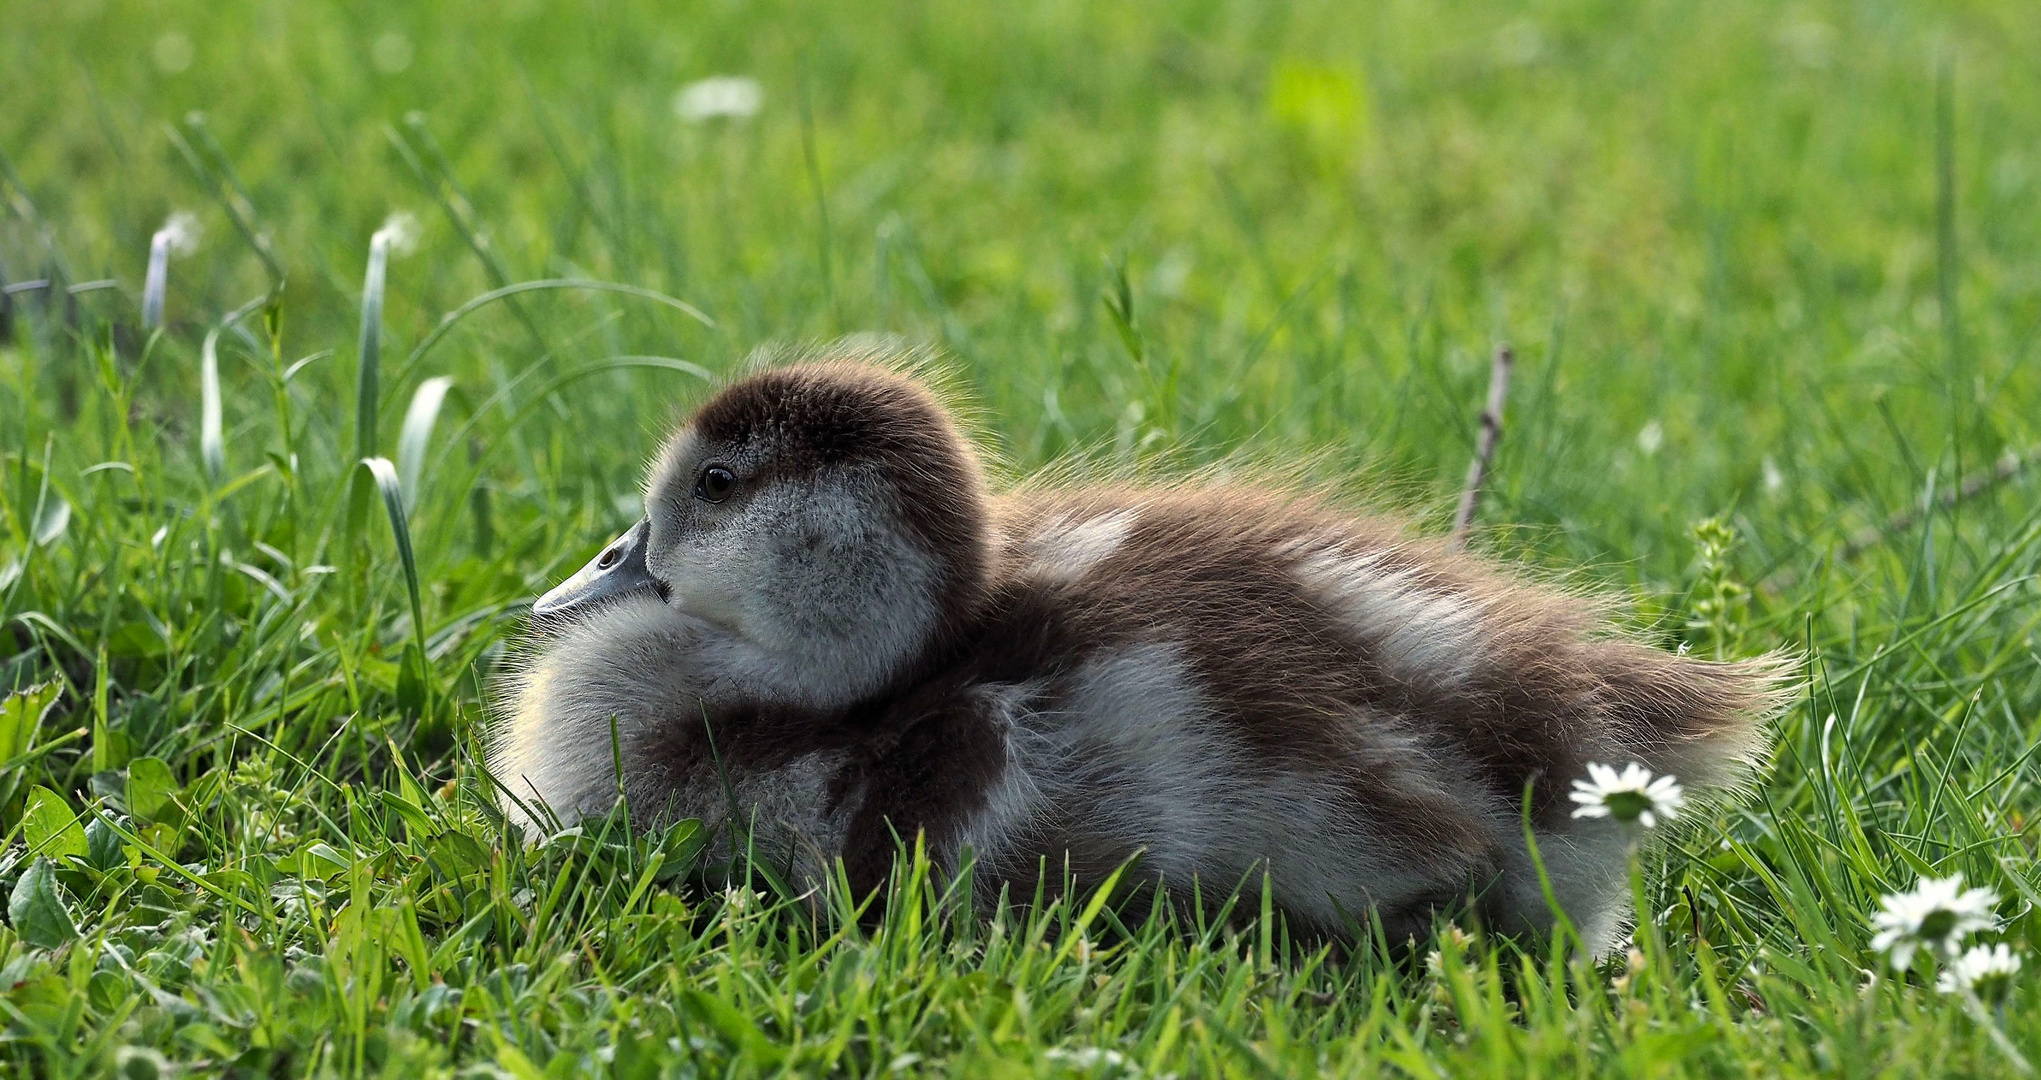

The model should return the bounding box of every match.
[1568,762,1686,829]
[1938,943,2022,1003]
[1870,874,1999,970]
[675,76,763,122]
[1045,1047,1134,1074]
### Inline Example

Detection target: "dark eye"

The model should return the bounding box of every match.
[695,465,736,503]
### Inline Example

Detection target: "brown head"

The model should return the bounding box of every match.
[534,360,994,708]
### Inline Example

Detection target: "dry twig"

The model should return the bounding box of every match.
[1449,345,1514,551]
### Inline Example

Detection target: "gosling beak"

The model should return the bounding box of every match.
[533,518,660,619]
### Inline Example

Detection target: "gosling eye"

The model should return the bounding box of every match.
[694,465,736,503]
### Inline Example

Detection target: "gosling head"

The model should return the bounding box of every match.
[533,361,995,708]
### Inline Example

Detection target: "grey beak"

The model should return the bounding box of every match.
[533,518,660,618]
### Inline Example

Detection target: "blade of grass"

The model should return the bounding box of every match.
[199,327,225,484]
[359,456,433,719]
[141,212,199,330]
[197,294,268,487]
[357,226,392,461]
[385,278,713,398]
[360,457,427,652]
[397,376,455,508]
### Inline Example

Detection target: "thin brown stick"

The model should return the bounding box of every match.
[1449,345,1514,551]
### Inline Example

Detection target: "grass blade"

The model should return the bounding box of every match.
[141,212,198,330]
[194,293,268,488]
[386,278,714,397]
[357,233,388,462]
[359,456,433,718]
[421,354,712,484]
[141,233,169,330]
[200,326,225,483]
[357,214,417,462]
[397,375,454,508]
[360,456,426,649]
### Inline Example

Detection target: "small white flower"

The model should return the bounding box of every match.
[1045,1047,1133,1074]
[1636,420,1665,456]
[675,76,763,122]
[375,211,420,257]
[1870,874,1999,970]
[1762,456,1785,495]
[1938,943,2021,1002]
[1568,762,1686,828]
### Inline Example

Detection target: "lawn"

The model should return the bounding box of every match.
[4,0,2041,1074]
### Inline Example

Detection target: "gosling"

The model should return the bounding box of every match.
[492,348,1790,950]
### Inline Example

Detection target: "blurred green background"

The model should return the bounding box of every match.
[7,0,2037,594]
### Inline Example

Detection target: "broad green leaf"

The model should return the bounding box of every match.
[7,857,79,948]
[0,682,63,760]
[85,813,127,871]
[86,969,127,1013]
[136,821,182,857]
[126,757,181,824]
[22,786,87,862]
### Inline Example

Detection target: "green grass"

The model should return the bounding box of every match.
[4,0,2041,1074]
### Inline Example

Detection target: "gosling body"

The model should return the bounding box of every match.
[495,352,1788,949]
